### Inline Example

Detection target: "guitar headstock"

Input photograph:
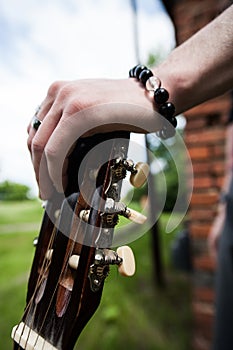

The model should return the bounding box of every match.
[12,132,148,350]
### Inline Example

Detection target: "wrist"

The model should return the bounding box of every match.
[129,64,178,139]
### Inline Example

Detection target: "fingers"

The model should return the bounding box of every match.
[27,81,68,198]
[27,78,157,199]
[27,81,67,149]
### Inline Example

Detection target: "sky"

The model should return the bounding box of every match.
[0,0,175,195]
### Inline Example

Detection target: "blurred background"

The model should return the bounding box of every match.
[0,0,195,350]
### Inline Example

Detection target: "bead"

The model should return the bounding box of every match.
[165,126,176,138]
[129,68,135,77]
[158,126,175,139]
[128,65,139,77]
[154,88,169,104]
[159,102,175,119]
[139,69,153,86]
[129,64,177,138]
[157,129,167,139]
[170,117,177,128]
[134,65,147,79]
[145,76,161,91]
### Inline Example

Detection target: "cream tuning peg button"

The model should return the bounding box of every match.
[116,246,135,277]
[68,255,80,270]
[130,162,149,188]
[126,207,147,225]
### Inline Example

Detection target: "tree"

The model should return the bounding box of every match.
[0,180,31,201]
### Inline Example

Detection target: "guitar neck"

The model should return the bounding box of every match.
[13,131,131,350]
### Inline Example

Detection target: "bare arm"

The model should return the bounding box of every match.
[154,4,233,114]
[27,5,233,198]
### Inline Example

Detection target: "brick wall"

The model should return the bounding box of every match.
[162,1,232,349]
[186,96,230,350]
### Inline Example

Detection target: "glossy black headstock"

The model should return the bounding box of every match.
[12,131,146,350]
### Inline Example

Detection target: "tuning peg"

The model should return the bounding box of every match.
[68,255,80,270]
[105,198,147,225]
[125,207,147,224]
[116,246,135,277]
[130,162,149,188]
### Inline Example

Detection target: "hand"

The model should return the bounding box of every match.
[27,79,160,199]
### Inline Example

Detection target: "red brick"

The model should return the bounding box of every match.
[185,118,208,130]
[212,144,225,158]
[193,256,216,271]
[209,161,225,176]
[193,288,215,303]
[189,209,216,221]
[190,191,219,206]
[190,224,212,238]
[193,177,214,189]
[166,2,231,349]
[185,95,231,118]
[215,176,224,188]
[192,162,211,175]
[186,128,225,145]
[188,147,211,160]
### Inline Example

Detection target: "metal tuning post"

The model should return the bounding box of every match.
[111,158,149,188]
[105,198,147,225]
[89,246,135,292]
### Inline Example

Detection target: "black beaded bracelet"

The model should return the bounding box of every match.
[129,64,177,139]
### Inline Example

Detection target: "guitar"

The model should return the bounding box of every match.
[11,131,148,350]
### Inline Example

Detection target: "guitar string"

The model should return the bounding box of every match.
[27,176,94,346]
[33,139,118,347]
[18,225,57,349]
[15,137,124,349]
[33,195,94,348]
[28,212,67,349]
[14,212,59,349]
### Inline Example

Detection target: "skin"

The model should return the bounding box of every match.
[27,5,233,199]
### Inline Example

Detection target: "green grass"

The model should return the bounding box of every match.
[0,201,192,350]
[0,200,43,225]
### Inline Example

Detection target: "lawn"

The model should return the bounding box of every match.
[0,200,192,350]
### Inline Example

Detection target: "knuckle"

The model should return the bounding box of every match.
[65,99,83,115]
[27,137,32,151]
[47,80,65,98]
[57,83,73,100]
[32,138,44,155]
[45,145,57,161]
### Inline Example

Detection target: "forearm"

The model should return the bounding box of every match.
[154,5,233,115]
